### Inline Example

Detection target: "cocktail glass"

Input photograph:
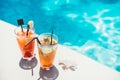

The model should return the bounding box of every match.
[37,33,58,70]
[14,26,35,60]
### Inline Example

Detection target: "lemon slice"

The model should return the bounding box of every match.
[28,20,34,29]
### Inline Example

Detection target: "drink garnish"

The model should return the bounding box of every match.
[28,20,34,29]
[26,20,34,36]
[17,19,24,32]
[41,36,57,46]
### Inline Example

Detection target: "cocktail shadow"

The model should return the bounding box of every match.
[19,57,38,70]
[37,65,59,80]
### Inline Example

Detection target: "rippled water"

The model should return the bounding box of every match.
[1,0,120,72]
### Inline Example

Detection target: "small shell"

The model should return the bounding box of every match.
[28,20,34,28]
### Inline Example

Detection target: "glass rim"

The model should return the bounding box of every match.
[37,32,58,46]
[14,27,35,38]
[38,32,58,41]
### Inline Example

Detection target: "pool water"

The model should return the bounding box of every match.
[1,0,120,72]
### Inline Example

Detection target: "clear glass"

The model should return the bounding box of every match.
[14,26,35,60]
[37,33,58,70]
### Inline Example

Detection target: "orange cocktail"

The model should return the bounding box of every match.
[37,33,58,70]
[15,27,35,60]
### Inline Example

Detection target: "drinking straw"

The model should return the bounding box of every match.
[50,29,54,45]
[35,37,41,45]
[17,19,24,32]
[25,37,41,47]
[26,25,30,36]
[25,37,36,47]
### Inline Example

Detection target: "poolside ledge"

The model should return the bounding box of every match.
[0,20,120,80]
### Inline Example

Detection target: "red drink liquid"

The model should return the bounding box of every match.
[16,29,35,59]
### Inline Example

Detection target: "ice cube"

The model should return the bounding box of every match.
[41,47,53,55]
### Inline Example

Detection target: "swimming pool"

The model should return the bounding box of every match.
[1,0,120,72]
